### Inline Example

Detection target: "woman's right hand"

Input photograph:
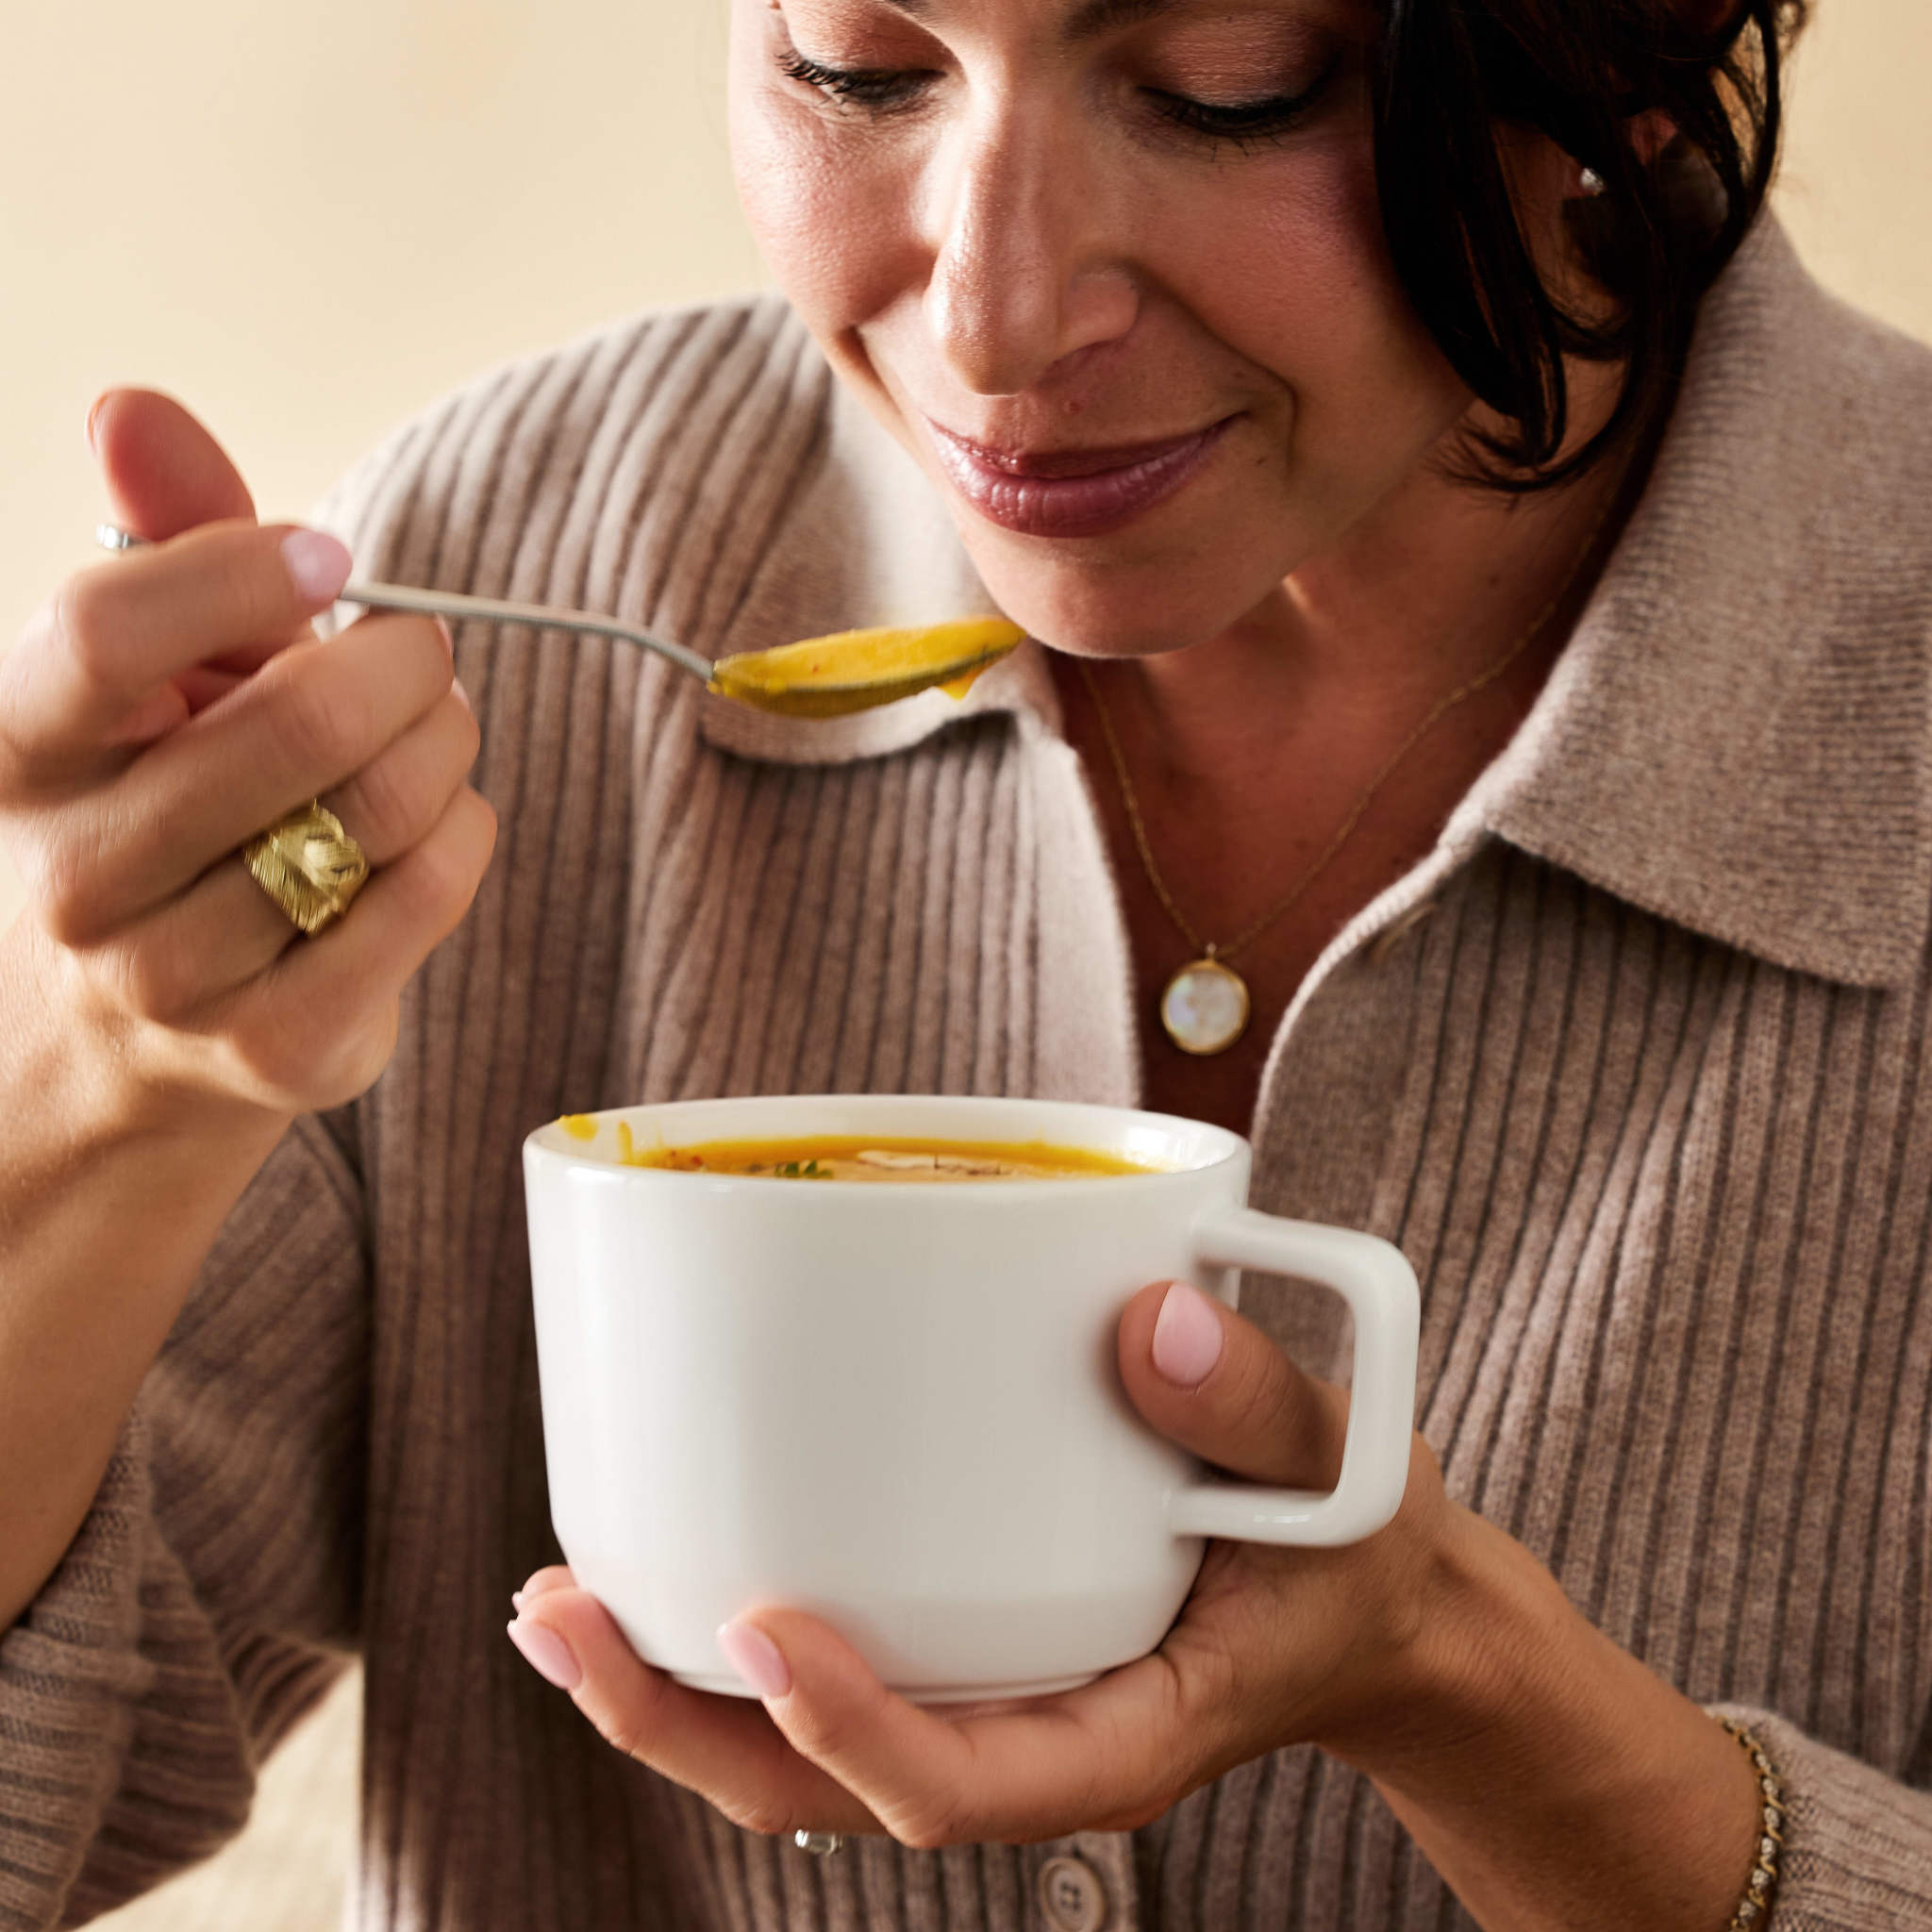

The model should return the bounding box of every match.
[0,390,497,1124]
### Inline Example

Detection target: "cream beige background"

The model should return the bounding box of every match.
[1,5,1926,1927]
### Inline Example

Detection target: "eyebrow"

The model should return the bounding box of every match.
[879,0,1183,40]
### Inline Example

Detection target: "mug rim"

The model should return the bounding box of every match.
[523,1093,1248,1188]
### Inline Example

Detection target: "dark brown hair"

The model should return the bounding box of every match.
[1374,0,1811,487]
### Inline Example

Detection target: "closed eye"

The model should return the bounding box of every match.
[780,52,936,112]
[1144,53,1340,149]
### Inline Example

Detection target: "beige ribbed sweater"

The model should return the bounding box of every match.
[5,217,1932,1932]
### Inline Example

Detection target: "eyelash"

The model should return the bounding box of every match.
[777,51,1337,148]
[780,53,933,112]
[1146,70,1333,150]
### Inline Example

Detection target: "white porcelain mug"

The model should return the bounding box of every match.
[523,1094,1420,1702]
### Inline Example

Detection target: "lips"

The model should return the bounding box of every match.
[924,418,1234,540]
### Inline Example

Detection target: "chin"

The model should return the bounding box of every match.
[975,581,1259,658]
[955,532,1296,660]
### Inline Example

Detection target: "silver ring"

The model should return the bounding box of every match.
[96,524,145,552]
[793,1830,844,1857]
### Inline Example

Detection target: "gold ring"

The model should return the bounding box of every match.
[243,801,370,937]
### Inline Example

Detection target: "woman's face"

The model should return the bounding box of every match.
[727,0,1478,655]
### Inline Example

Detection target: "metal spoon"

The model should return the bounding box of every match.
[95,525,1024,719]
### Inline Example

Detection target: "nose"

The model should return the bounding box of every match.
[922,103,1139,397]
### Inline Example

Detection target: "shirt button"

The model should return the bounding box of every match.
[1038,1855,1108,1932]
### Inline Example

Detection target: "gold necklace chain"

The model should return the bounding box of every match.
[1077,501,1616,1054]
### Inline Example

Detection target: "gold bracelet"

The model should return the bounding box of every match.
[1717,1717,1785,1927]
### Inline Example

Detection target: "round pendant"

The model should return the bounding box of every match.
[1159,958,1251,1057]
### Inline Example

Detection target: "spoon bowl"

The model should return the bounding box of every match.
[709,617,1024,717]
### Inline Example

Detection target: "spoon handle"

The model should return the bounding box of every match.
[339,580,715,685]
[93,525,715,685]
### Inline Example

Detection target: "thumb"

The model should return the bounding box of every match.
[88,389,308,708]
[90,388,258,542]
[1116,1278,1351,1490]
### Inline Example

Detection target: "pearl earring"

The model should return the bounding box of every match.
[1578,165,1607,197]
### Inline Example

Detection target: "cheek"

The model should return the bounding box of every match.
[728,80,915,349]
[1178,136,1466,460]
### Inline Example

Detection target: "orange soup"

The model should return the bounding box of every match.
[609,1133,1158,1183]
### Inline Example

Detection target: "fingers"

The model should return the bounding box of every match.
[501,1574,1214,1853]
[721,1609,1205,1846]
[91,389,258,540]
[78,688,480,1023]
[507,1582,881,1841]
[199,783,498,1112]
[0,393,293,787]
[511,1565,575,1613]
[324,680,477,870]
[1117,1279,1351,1490]
[0,522,353,788]
[34,610,456,947]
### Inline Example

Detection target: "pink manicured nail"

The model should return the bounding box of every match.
[507,1617,582,1691]
[434,616,456,658]
[1153,1281,1224,1389]
[85,395,107,455]
[282,528,353,606]
[717,1622,791,1700]
[452,677,473,715]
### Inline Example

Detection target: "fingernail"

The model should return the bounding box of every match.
[452,677,473,715]
[515,1571,568,1606]
[282,528,354,606]
[1153,1281,1224,1389]
[717,1622,791,1700]
[434,616,455,658]
[507,1617,581,1691]
[85,395,108,455]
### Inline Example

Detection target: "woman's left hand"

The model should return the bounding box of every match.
[507,1276,1459,1847]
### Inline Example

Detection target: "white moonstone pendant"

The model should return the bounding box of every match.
[1158,958,1251,1056]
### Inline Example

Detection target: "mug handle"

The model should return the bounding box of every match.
[1167,1208,1421,1547]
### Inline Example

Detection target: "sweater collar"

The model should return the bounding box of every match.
[699,221,1932,989]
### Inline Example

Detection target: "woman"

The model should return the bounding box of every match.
[2,0,1927,1925]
